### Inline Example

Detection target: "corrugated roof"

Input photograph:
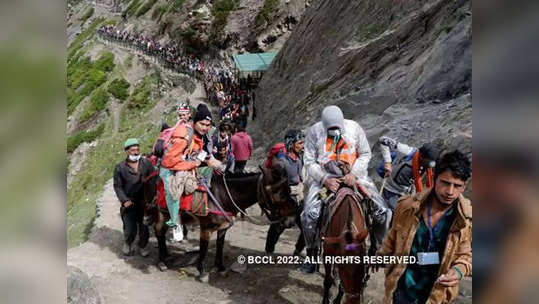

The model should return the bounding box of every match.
[232,52,277,72]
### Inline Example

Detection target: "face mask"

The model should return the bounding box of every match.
[327,129,341,138]
[128,154,141,162]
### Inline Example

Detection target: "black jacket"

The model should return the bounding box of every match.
[113,158,155,205]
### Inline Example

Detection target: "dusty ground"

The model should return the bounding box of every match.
[67,177,471,304]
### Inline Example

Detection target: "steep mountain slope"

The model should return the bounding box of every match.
[252,0,471,165]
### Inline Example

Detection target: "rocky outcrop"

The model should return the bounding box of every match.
[253,0,472,160]
[67,265,102,304]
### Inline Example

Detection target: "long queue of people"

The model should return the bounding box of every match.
[97,25,256,130]
[203,66,254,131]
[97,25,205,78]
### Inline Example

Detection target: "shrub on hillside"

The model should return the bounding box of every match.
[80,89,110,123]
[108,78,130,101]
[79,7,94,22]
[94,51,115,72]
[67,123,106,153]
[124,0,143,17]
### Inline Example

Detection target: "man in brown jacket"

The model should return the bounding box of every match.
[378,150,472,304]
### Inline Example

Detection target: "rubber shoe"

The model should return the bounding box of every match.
[122,242,131,255]
[173,225,184,242]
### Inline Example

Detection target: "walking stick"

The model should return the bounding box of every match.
[379,177,387,195]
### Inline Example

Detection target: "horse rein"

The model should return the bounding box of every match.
[222,173,282,225]
[200,177,235,225]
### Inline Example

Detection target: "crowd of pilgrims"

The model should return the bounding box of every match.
[97,25,256,127]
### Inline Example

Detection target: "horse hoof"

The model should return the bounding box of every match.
[157,262,168,272]
[198,273,209,283]
[218,270,227,277]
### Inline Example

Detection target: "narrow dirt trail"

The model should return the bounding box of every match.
[109,98,122,136]
[66,178,341,304]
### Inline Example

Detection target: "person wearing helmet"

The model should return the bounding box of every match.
[265,130,307,256]
[379,136,440,212]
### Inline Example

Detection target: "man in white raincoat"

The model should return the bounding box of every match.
[300,105,392,273]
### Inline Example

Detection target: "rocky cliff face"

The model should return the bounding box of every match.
[252,0,472,165]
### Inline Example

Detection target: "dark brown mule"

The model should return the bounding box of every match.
[321,186,372,304]
[144,167,296,283]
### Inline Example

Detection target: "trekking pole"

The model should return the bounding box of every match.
[379,177,387,195]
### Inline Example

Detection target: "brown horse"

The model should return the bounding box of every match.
[144,167,296,283]
[321,186,373,304]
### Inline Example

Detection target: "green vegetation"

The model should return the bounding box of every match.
[108,78,131,101]
[255,0,279,28]
[171,0,186,12]
[67,52,115,114]
[67,123,106,153]
[152,3,169,20]
[136,0,158,17]
[94,51,116,72]
[79,7,95,22]
[211,0,239,40]
[79,89,110,123]
[68,18,104,61]
[124,0,143,17]
[128,74,159,108]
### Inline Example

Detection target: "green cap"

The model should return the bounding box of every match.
[124,138,139,149]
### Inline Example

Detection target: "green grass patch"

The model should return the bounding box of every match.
[93,51,116,72]
[79,89,110,123]
[128,74,159,109]
[79,7,95,22]
[67,123,106,153]
[67,52,115,114]
[108,78,131,101]
[124,0,143,17]
[170,0,185,12]
[136,0,157,17]
[255,0,279,28]
[68,18,104,62]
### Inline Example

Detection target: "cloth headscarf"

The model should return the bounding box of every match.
[265,143,287,169]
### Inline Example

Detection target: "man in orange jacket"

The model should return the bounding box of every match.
[160,104,214,241]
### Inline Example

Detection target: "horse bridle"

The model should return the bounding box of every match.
[257,168,290,223]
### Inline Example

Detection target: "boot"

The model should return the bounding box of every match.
[300,247,318,274]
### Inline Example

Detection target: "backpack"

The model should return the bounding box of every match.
[152,122,194,160]
[376,150,416,178]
